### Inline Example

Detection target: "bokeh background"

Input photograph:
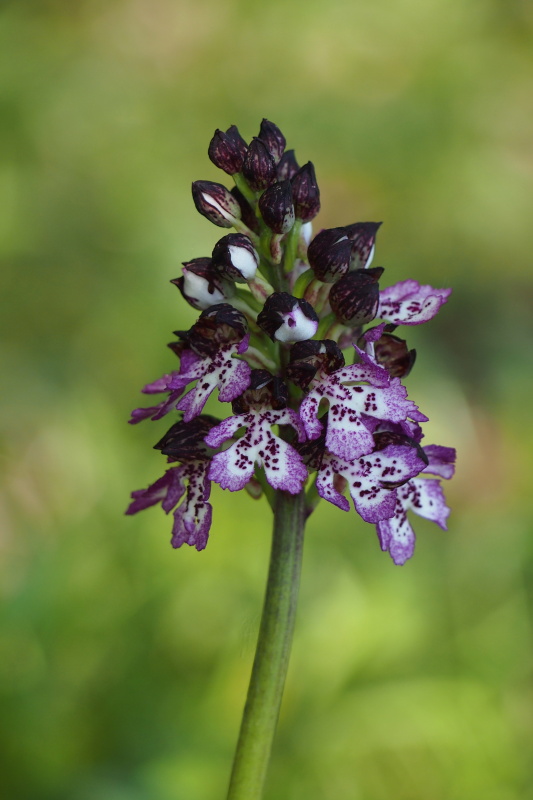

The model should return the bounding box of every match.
[1,1,533,798]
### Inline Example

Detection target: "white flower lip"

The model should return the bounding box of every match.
[228,244,258,280]
[182,268,225,309]
[201,191,233,222]
[274,304,318,343]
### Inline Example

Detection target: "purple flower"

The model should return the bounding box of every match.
[316,435,428,523]
[378,280,452,325]
[126,416,219,550]
[205,371,308,494]
[167,339,251,422]
[376,444,456,565]
[166,305,252,421]
[299,362,427,462]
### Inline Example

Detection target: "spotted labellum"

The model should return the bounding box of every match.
[127,118,455,565]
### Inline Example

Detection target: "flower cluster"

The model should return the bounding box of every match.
[127,119,455,565]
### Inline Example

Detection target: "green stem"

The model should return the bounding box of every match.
[226,490,306,800]
[233,173,258,208]
[283,219,302,275]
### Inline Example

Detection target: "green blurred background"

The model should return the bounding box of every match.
[1,1,533,798]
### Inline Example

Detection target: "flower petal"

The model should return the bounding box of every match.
[204,415,245,448]
[379,280,451,326]
[376,500,416,565]
[172,502,213,550]
[423,445,456,479]
[208,438,257,491]
[259,431,308,494]
[126,467,186,515]
[402,477,451,529]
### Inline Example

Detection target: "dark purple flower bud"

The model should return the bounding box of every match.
[231,186,260,234]
[257,118,286,164]
[186,303,248,358]
[277,149,300,181]
[154,415,220,462]
[191,180,242,228]
[287,339,345,389]
[359,328,417,378]
[211,233,259,282]
[345,221,382,269]
[208,126,248,175]
[307,227,353,282]
[232,369,288,414]
[329,267,384,326]
[258,180,295,234]
[257,292,319,343]
[171,258,230,310]
[242,138,276,191]
[291,162,320,221]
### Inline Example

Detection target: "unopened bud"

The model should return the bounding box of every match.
[287,339,345,389]
[359,328,416,378]
[211,233,259,282]
[242,138,276,191]
[307,227,352,282]
[186,303,248,358]
[257,292,319,343]
[171,258,229,310]
[291,162,320,221]
[257,119,286,164]
[208,125,248,175]
[277,149,300,181]
[258,180,295,233]
[154,415,219,461]
[232,369,288,414]
[329,267,384,326]
[192,180,242,228]
[345,221,382,269]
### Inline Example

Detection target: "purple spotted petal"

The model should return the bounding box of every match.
[260,432,309,493]
[204,415,245,449]
[301,369,426,462]
[208,409,308,494]
[375,470,452,565]
[347,444,426,522]
[317,443,426,523]
[276,407,307,442]
[172,502,212,550]
[423,445,456,479]
[299,394,324,441]
[316,464,350,511]
[379,280,451,326]
[167,351,208,392]
[376,502,416,565]
[218,358,252,402]
[208,439,257,491]
[334,362,390,388]
[172,343,251,422]
[170,466,212,550]
[401,477,450,529]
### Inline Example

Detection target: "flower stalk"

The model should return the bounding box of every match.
[227,489,306,800]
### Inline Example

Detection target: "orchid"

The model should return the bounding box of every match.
[126,118,455,800]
